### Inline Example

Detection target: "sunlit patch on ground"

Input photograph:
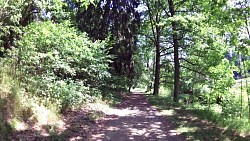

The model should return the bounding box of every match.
[69,136,83,141]
[168,130,179,136]
[161,109,176,116]
[8,103,68,140]
[146,93,250,141]
[8,119,28,131]
[32,104,64,127]
[176,126,198,133]
[87,103,141,117]
[89,93,185,141]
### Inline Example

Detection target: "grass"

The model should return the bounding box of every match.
[0,65,129,140]
[0,62,131,139]
[145,89,250,141]
[0,65,65,139]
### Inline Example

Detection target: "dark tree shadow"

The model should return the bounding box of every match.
[147,94,250,141]
[88,93,185,141]
[9,110,100,141]
[9,92,248,141]
[9,93,184,141]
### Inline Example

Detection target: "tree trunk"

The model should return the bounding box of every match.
[153,4,161,96]
[168,0,180,102]
[146,0,161,96]
[153,33,160,95]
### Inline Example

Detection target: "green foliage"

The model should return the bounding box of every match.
[0,0,24,50]
[147,87,250,138]
[0,65,26,139]
[138,0,250,136]
[18,21,110,80]
[76,0,140,87]
[1,0,250,138]
[14,21,111,110]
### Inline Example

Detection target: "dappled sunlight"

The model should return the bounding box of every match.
[147,94,250,141]
[8,119,28,131]
[29,104,64,127]
[106,126,120,131]
[8,103,67,140]
[161,109,176,116]
[87,103,141,117]
[10,107,96,140]
[176,126,198,133]
[69,136,83,141]
[90,115,181,141]
[169,130,179,136]
[90,93,184,141]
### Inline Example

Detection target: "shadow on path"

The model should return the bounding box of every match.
[89,92,185,141]
[10,92,250,141]
[10,109,98,141]
[147,94,250,141]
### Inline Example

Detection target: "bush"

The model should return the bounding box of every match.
[9,21,112,110]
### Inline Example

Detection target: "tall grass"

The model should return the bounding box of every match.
[0,65,22,139]
[146,86,250,136]
[0,63,63,139]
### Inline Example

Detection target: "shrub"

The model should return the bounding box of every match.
[14,21,111,110]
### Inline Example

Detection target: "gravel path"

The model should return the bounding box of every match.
[90,92,185,141]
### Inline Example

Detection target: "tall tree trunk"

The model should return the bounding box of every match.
[146,0,161,96]
[153,30,160,95]
[168,0,180,102]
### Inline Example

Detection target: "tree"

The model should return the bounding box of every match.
[140,0,236,103]
[75,0,141,89]
[144,0,161,95]
[0,0,33,56]
[168,0,180,102]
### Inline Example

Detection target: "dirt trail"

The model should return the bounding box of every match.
[10,92,185,141]
[90,92,185,141]
[10,92,250,141]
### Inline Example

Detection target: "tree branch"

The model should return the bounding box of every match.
[177,34,185,40]
[160,46,174,53]
[180,58,199,66]
[175,0,189,9]
[188,52,206,58]
[175,10,189,13]
[146,0,157,46]
[4,0,10,9]
[144,35,156,44]
[160,80,173,84]
[161,52,174,56]
[180,65,206,76]
[159,1,170,17]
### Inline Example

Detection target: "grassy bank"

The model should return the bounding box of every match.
[0,64,126,140]
[146,90,250,141]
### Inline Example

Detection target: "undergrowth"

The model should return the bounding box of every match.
[0,65,63,139]
[146,87,250,140]
[0,63,126,139]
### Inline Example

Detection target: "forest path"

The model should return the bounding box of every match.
[89,92,185,141]
[10,92,250,140]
